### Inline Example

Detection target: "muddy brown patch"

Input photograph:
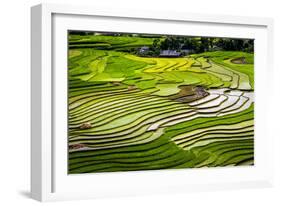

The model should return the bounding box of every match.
[168,85,208,103]
[69,144,85,150]
[231,57,247,64]
[79,122,92,129]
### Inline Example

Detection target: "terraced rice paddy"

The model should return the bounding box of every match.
[68,34,254,174]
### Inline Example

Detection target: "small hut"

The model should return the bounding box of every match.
[159,50,181,57]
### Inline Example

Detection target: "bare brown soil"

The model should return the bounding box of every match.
[168,85,209,103]
[69,144,85,150]
[231,57,247,64]
[79,122,92,129]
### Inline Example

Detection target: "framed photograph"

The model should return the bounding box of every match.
[31,3,274,201]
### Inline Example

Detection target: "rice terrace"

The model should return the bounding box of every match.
[68,31,254,174]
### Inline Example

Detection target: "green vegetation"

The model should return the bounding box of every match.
[69,33,158,51]
[191,51,254,88]
[68,31,254,174]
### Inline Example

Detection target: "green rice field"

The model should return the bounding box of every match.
[68,33,254,174]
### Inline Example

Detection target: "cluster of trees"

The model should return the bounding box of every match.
[154,36,254,53]
[215,38,254,52]
[69,31,254,56]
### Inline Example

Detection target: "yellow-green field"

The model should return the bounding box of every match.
[68,34,254,173]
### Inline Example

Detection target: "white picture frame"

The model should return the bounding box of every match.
[31,3,274,202]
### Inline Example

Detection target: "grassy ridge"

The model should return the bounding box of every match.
[69,34,158,50]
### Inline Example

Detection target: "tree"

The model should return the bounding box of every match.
[209,38,215,50]
[151,39,161,56]
[200,38,209,52]
[233,39,244,50]
[160,38,169,50]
